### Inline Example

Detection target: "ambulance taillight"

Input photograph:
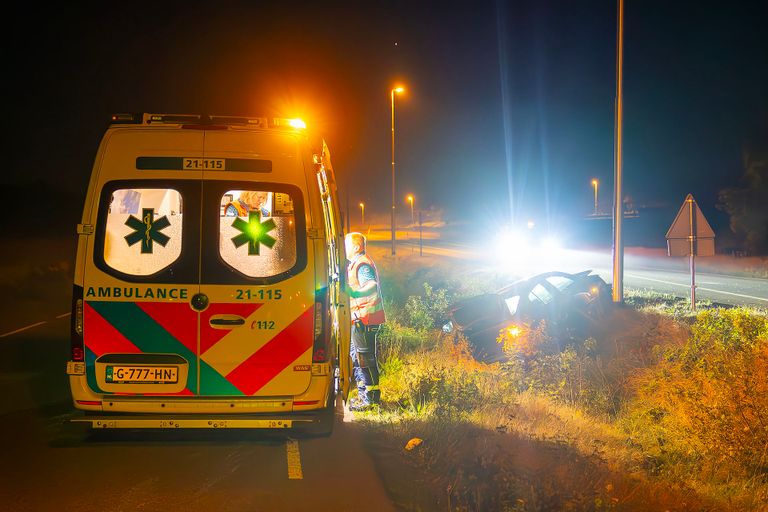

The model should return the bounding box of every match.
[71,286,85,362]
[312,289,330,363]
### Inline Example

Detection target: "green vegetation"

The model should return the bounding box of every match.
[358,250,768,511]
[623,308,768,500]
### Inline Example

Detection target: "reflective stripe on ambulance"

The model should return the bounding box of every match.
[83,291,314,396]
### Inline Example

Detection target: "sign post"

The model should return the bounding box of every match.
[665,194,715,311]
[418,210,423,256]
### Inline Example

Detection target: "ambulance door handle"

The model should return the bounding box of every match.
[209,315,246,328]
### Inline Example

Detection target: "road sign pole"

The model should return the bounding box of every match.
[690,253,696,310]
[689,196,696,311]
[419,210,423,257]
[666,194,715,309]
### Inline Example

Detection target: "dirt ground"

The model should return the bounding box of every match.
[361,418,718,512]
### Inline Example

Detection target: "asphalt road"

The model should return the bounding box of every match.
[616,267,768,307]
[393,238,768,308]
[0,318,396,512]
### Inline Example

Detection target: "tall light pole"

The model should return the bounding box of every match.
[359,202,365,227]
[391,86,405,255]
[591,179,599,215]
[612,0,625,303]
[407,194,414,224]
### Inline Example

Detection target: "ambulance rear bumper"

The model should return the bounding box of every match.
[67,411,329,430]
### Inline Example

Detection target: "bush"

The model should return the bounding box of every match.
[497,324,621,416]
[403,283,452,332]
[379,336,517,417]
[623,308,768,483]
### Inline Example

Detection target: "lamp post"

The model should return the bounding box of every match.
[591,179,599,215]
[612,0,625,303]
[359,202,365,227]
[391,86,405,255]
[407,194,414,224]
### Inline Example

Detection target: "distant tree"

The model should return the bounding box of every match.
[717,149,768,255]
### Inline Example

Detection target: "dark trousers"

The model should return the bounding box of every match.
[350,321,380,404]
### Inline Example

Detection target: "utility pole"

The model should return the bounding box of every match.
[611,0,625,303]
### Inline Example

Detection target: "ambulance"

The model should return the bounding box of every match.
[67,113,351,435]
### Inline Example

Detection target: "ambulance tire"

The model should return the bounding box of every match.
[302,394,336,438]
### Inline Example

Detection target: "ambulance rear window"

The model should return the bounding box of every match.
[219,189,298,278]
[103,188,183,276]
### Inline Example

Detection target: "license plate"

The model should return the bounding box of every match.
[105,366,178,384]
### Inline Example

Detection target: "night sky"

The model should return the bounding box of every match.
[6,1,767,246]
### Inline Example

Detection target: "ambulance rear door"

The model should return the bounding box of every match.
[83,129,204,397]
[196,130,315,397]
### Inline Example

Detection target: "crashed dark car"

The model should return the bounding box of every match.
[444,271,611,363]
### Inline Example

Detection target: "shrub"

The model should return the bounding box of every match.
[379,335,518,417]
[623,308,768,483]
[496,322,621,416]
[403,283,452,332]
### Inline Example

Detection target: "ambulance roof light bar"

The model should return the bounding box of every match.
[110,113,307,131]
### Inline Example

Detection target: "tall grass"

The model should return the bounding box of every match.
[363,251,768,510]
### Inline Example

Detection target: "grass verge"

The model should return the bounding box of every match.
[356,247,768,511]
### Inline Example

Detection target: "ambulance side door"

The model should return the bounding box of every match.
[315,156,351,401]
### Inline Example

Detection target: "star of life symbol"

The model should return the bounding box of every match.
[231,211,277,255]
[124,208,171,254]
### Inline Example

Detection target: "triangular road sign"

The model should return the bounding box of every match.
[666,194,715,239]
[666,194,715,256]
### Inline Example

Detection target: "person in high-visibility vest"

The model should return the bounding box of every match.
[224,190,271,217]
[344,232,386,411]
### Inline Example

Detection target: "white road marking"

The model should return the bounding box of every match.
[0,312,72,338]
[0,321,48,338]
[286,439,303,480]
[626,273,768,303]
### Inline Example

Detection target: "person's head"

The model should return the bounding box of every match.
[345,232,366,257]
[239,190,268,209]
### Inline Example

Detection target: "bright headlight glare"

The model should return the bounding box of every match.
[541,236,561,251]
[495,230,528,254]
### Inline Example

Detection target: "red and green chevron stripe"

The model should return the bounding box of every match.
[83,300,312,397]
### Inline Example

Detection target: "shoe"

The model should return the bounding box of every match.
[349,398,374,412]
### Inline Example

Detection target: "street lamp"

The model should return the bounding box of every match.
[591,179,599,215]
[391,85,405,255]
[359,202,365,226]
[407,194,414,224]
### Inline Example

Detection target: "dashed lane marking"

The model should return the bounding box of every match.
[0,321,48,338]
[286,439,303,480]
[0,312,71,338]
